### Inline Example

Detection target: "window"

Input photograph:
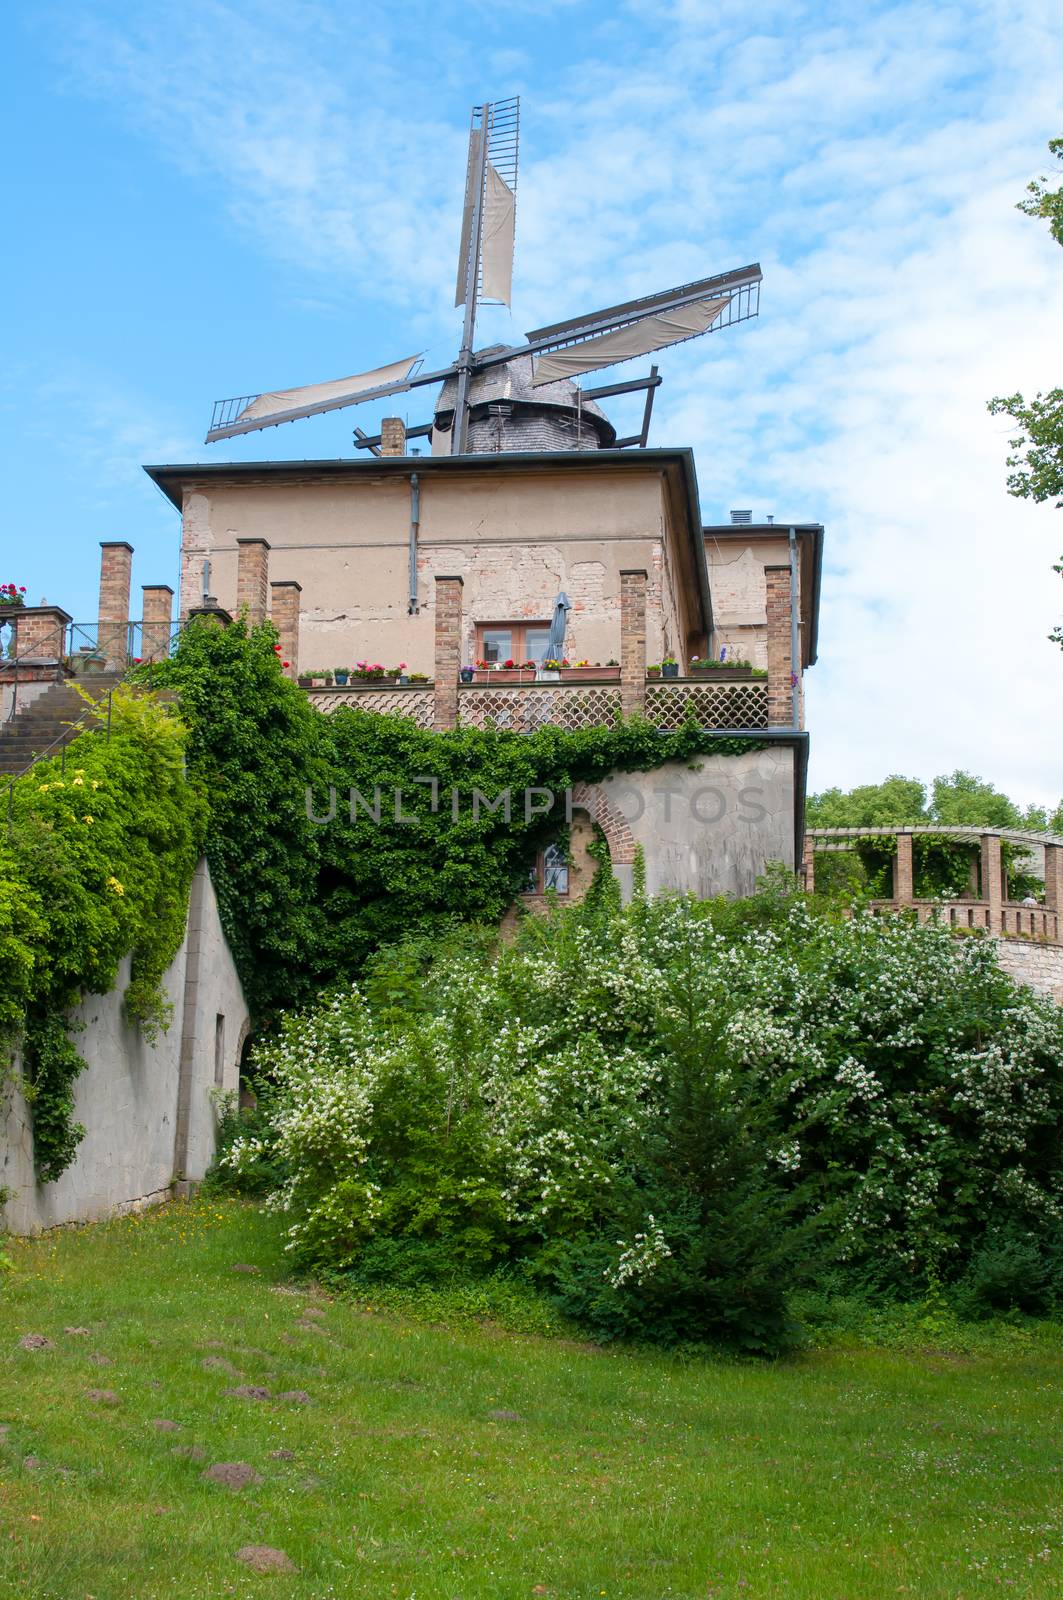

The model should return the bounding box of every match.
[523,841,569,896]
[214,1013,226,1087]
[476,622,553,666]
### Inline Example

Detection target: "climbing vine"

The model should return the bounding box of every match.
[143,621,765,1021]
[1,690,206,1180]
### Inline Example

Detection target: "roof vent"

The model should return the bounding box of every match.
[730,508,752,525]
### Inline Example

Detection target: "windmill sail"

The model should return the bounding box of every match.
[454,129,484,307]
[480,164,516,305]
[207,355,424,442]
[531,296,731,385]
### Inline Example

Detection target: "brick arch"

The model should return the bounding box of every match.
[571,782,637,866]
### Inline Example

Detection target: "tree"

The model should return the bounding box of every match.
[987,136,1063,649]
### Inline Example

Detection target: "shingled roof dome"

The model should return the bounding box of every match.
[433,350,615,454]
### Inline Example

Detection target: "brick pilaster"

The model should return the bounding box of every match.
[619,568,647,719]
[433,575,463,731]
[380,418,406,456]
[980,833,1003,932]
[11,605,72,661]
[802,835,815,894]
[141,585,174,664]
[270,580,302,679]
[1043,844,1063,911]
[894,831,914,905]
[98,541,133,669]
[765,565,795,727]
[236,538,270,626]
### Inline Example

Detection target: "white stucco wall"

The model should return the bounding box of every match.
[600,747,797,901]
[1,861,249,1235]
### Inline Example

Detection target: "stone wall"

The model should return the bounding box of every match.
[993,939,1063,1003]
[1,861,249,1234]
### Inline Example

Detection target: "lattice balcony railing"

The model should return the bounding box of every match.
[305,679,770,735]
[645,679,768,730]
[311,686,435,728]
[458,683,623,732]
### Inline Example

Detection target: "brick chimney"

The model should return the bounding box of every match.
[99,541,133,669]
[235,538,270,626]
[380,418,407,456]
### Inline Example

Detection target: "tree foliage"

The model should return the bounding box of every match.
[988,135,1063,648]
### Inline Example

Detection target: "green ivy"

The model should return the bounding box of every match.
[143,621,764,1022]
[1,689,206,1180]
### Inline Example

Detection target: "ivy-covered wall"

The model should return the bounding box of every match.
[143,621,768,1022]
[0,689,206,1181]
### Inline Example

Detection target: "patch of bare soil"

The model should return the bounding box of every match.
[235,1545,296,1573]
[202,1462,264,1491]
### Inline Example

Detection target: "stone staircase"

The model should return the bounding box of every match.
[0,675,124,779]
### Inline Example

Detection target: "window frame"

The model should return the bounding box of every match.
[523,841,570,897]
[475,620,553,666]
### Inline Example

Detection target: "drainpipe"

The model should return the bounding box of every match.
[408,473,420,615]
[788,525,800,729]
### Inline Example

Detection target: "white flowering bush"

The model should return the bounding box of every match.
[229,887,1063,1348]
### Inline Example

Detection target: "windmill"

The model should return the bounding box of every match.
[204,97,761,453]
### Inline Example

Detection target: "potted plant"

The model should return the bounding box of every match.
[690,654,751,678]
[647,663,661,678]
[409,672,430,684]
[661,657,679,679]
[0,584,27,609]
[459,666,474,683]
[351,662,387,682]
[334,667,350,686]
[297,671,312,687]
[391,663,408,684]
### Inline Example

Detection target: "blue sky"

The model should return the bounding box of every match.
[3,0,1062,801]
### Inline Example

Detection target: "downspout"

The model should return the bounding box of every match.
[788,525,800,729]
[408,473,420,615]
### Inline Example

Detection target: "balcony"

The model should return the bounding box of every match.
[308,675,769,733]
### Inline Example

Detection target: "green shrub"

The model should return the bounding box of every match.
[225,885,1063,1351]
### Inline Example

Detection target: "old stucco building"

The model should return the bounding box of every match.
[141,365,823,899]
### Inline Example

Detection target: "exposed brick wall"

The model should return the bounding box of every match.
[980,833,1004,931]
[270,581,302,679]
[894,832,914,903]
[141,585,173,664]
[98,542,133,669]
[235,538,270,626]
[1045,844,1063,912]
[12,606,71,661]
[433,575,463,731]
[380,418,406,456]
[765,565,794,727]
[571,781,637,865]
[619,569,647,719]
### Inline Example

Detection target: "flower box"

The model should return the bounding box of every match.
[473,669,536,684]
[559,665,621,683]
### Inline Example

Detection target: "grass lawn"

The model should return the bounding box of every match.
[1,1198,1061,1598]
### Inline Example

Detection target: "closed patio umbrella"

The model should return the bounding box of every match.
[546,592,571,661]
